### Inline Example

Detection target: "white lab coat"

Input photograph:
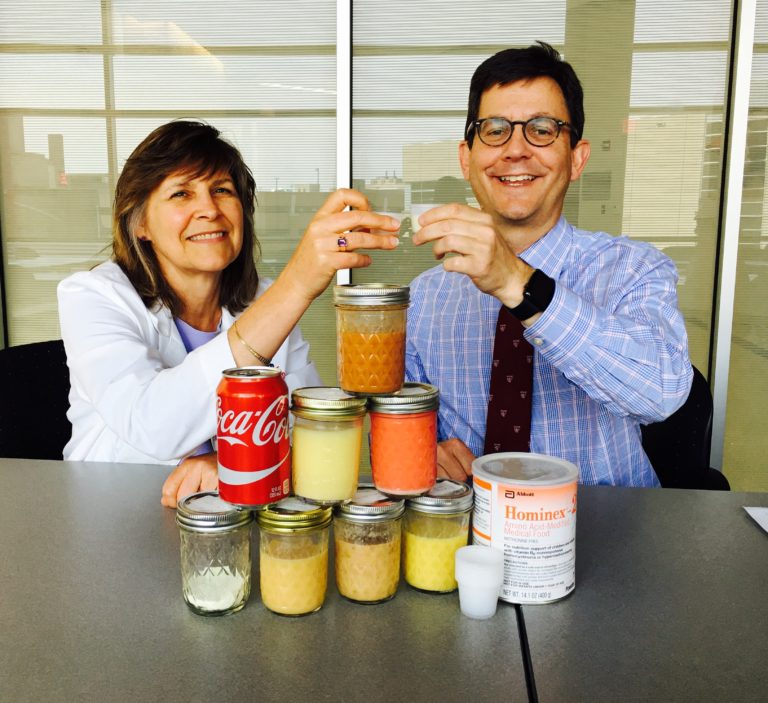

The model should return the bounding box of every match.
[57,260,322,464]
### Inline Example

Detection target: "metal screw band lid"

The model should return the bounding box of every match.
[333,283,410,306]
[257,496,332,532]
[222,366,283,379]
[335,485,405,522]
[405,479,474,514]
[367,383,439,413]
[176,491,253,532]
[291,387,368,418]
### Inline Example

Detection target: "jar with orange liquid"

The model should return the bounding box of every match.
[368,383,438,496]
[333,284,409,396]
[333,486,404,604]
[257,497,332,616]
[402,480,473,593]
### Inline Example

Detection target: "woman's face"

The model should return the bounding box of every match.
[136,169,244,289]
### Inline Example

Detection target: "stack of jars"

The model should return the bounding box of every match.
[176,284,474,618]
[290,282,439,501]
[177,480,473,617]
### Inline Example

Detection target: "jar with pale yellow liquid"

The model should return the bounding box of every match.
[257,498,332,616]
[290,387,367,504]
[334,486,404,604]
[403,480,474,593]
[333,284,409,396]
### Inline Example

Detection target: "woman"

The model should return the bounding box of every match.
[57,120,399,507]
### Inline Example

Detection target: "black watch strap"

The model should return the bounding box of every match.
[505,269,556,320]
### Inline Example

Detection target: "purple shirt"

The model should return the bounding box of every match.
[174,317,220,457]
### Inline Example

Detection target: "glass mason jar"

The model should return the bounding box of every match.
[176,491,254,616]
[402,479,474,593]
[369,383,439,497]
[290,387,367,504]
[257,497,332,616]
[333,283,410,396]
[334,486,404,604]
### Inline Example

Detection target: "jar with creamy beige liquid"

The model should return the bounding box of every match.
[290,387,367,505]
[257,497,332,616]
[334,486,404,604]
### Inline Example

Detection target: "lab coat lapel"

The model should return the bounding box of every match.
[151,305,187,366]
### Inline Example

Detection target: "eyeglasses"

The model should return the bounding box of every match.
[467,116,575,148]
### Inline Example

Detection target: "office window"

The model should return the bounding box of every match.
[0,0,338,384]
[353,0,731,378]
[351,0,736,476]
[722,7,768,490]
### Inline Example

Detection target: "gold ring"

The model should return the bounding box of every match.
[337,236,348,252]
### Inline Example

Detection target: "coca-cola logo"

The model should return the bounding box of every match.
[217,394,289,447]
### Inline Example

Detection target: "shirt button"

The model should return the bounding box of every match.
[533,337,544,346]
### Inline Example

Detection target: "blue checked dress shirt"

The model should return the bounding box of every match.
[405,217,693,487]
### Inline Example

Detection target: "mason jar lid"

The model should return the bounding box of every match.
[291,387,368,418]
[367,383,439,413]
[406,479,474,514]
[333,283,409,306]
[222,366,283,379]
[176,491,253,532]
[257,496,332,532]
[335,485,405,522]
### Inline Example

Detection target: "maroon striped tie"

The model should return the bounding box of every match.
[483,307,534,454]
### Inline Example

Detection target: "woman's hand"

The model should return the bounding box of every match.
[227,189,400,368]
[280,188,401,303]
[161,452,219,508]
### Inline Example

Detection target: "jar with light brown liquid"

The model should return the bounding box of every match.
[333,284,409,396]
[334,486,404,604]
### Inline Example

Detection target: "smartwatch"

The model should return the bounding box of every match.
[505,269,556,320]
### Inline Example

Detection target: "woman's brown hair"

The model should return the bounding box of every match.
[112,120,259,316]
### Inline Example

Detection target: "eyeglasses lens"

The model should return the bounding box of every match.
[477,117,559,146]
[525,118,558,145]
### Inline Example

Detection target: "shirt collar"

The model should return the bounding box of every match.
[517,216,572,280]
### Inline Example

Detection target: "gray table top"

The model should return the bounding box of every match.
[521,485,768,703]
[0,459,527,703]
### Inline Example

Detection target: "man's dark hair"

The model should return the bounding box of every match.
[464,41,584,148]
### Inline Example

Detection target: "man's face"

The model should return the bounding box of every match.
[459,77,590,243]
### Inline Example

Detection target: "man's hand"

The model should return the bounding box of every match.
[161,452,219,508]
[437,438,476,482]
[412,203,534,308]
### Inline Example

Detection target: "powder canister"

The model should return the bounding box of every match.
[471,452,578,604]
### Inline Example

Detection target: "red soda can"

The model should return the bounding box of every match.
[216,367,291,507]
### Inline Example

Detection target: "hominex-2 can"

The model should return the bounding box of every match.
[471,453,578,604]
[216,367,291,508]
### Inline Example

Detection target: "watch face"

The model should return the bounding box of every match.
[507,270,555,320]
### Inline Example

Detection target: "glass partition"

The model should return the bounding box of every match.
[0,0,338,384]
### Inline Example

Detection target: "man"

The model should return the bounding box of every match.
[406,42,692,486]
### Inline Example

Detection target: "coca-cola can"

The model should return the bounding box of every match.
[216,366,291,508]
